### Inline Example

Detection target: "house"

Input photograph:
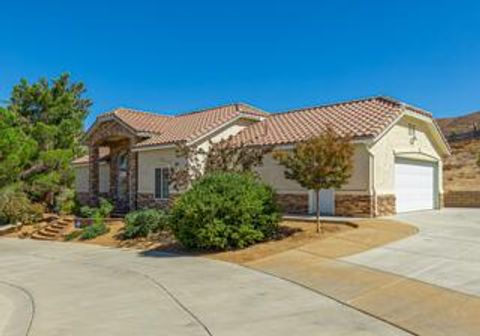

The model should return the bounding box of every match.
[73,96,450,217]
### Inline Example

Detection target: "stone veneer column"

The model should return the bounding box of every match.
[109,148,118,205]
[128,146,138,211]
[88,145,100,206]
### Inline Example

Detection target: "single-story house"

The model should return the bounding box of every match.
[73,96,450,217]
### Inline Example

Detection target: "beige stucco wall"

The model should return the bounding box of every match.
[74,163,110,194]
[370,116,444,195]
[255,144,370,195]
[137,118,256,194]
[138,148,179,194]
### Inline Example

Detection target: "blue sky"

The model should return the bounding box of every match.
[1,0,480,128]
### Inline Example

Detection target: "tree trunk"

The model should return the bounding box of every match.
[316,189,321,233]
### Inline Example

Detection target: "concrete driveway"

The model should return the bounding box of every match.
[345,208,480,296]
[0,238,407,336]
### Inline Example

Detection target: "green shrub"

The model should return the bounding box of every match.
[64,230,82,241]
[0,186,44,225]
[79,205,95,218]
[80,214,109,240]
[78,198,113,219]
[55,188,76,215]
[170,172,281,250]
[123,209,169,239]
[98,198,114,218]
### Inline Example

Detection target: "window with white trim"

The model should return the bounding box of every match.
[155,168,170,199]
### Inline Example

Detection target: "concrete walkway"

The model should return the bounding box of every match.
[248,215,480,336]
[0,238,407,336]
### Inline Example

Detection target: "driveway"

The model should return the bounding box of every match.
[0,238,407,336]
[345,208,480,296]
[248,210,480,335]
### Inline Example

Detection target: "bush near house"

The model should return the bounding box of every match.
[123,209,170,239]
[80,213,109,240]
[170,172,281,250]
[77,198,114,219]
[0,185,43,226]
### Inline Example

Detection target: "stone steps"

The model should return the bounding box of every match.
[31,217,72,241]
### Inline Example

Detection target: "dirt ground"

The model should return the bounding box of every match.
[206,221,355,264]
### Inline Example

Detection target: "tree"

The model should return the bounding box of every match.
[0,73,91,211]
[273,127,354,233]
[170,137,272,190]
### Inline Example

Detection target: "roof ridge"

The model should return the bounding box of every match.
[272,95,401,117]
[173,102,249,117]
[115,107,172,118]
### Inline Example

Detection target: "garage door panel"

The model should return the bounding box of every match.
[395,160,436,213]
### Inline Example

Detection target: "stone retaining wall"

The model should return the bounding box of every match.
[444,191,480,208]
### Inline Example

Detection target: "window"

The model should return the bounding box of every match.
[155,168,170,199]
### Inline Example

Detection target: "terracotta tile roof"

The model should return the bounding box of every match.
[230,96,433,146]
[134,103,267,148]
[111,108,172,133]
[72,147,110,165]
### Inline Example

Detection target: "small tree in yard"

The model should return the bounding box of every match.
[273,127,354,233]
[169,137,272,190]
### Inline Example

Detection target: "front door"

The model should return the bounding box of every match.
[116,151,129,211]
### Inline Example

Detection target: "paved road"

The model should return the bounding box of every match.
[0,238,407,336]
[345,208,480,297]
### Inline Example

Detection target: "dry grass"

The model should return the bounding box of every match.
[443,139,480,191]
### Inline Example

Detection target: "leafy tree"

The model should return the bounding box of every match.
[0,73,91,212]
[170,137,272,190]
[273,127,354,233]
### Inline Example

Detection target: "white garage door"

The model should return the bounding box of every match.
[395,159,436,213]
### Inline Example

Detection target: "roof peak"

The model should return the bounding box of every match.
[174,102,267,117]
[273,96,401,116]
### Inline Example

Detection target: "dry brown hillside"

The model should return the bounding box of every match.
[437,112,480,192]
[437,111,480,136]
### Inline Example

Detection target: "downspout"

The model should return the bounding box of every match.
[366,145,377,217]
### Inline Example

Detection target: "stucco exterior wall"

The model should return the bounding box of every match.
[370,116,444,196]
[137,118,255,195]
[74,163,110,194]
[138,148,179,194]
[255,144,370,194]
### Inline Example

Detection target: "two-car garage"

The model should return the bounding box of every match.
[394,159,438,213]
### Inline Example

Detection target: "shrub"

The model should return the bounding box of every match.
[64,230,82,241]
[79,205,95,218]
[0,186,44,225]
[78,198,113,219]
[123,209,169,239]
[98,198,114,218]
[55,188,76,215]
[170,172,281,250]
[80,214,109,240]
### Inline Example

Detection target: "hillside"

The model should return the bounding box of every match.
[437,111,480,137]
[437,112,480,192]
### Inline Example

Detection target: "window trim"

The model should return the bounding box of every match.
[154,167,170,200]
